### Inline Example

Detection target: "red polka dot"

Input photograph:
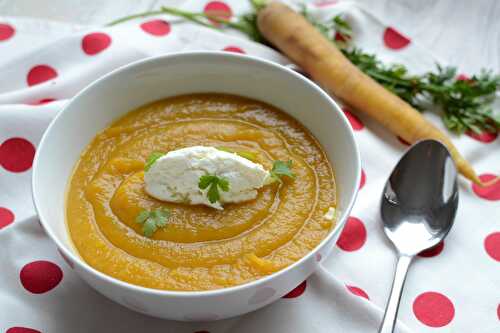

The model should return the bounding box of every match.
[82,32,112,55]
[466,130,497,143]
[0,138,36,173]
[383,27,411,50]
[20,260,63,294]
[484,232,500,262]
[472,174,500,201]
[334,32,349,42]
[6,327,41,333]
[413,292,455,327]
[337,217,367,251]
[0,23,15,41]
[418,241,444,258]
[283,280,307,298]
[140,20,171,36]
[28,98,56,106]
[346,285,369,300]
[204,1,232,25]
[456,74,470,81]
[343,108,364,131]
[223,46,245,54]
[359,169,366,190]
[314,0,338,7]
[0,207,15,229]
[398,136,411,146]
[27,65,58,87]
[497,304,500,320]
[315,253,322,262]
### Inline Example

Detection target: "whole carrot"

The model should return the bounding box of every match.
[257,2,481,185]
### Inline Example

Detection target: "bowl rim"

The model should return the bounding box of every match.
[32,51,361,298]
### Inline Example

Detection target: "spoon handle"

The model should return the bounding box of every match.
[378,254,413,333]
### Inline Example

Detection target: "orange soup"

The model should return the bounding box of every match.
[66,94,336,291]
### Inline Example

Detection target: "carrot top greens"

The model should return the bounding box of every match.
[108,0,500,135]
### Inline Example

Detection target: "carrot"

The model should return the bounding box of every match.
[257,2,481,185]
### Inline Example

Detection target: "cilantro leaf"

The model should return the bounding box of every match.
[198,175,215,189]
[218,177,229,191]
[153,208,170,219]
[207,183,220,203]
[144,152,164,171]
[135,210,150,224]
[135,208,171,237]
[269,160,295,184]
[198,174,230,204]
[143,219,157,238]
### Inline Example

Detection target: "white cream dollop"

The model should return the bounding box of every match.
[144,146,270,210]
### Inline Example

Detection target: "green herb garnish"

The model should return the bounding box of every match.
[144,152,164,171]
[341,49,500,134]
[135,208,171,237]
[269,160,295,184]
[318,13,500,135]
[198,174,230,204]
[109,2,500,135]
[217,146,258,161]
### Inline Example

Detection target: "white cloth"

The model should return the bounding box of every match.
[0,1,499,332]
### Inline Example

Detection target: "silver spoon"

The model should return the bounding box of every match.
[378,140,459,333]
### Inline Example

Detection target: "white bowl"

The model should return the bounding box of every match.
[32,52,360,321]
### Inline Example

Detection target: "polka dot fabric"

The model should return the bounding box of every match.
[26,65,58,86]
[0,138,36,172]
[283,281,307,299]
[346,285,370,300]
[0,1,498,332]
[412,292,455,327]
[0,23,15,41]
[0,207,15,229]
[383,27,411,50]
[140,20,171,36]
[81,32,112,55]
[20,260,63,294]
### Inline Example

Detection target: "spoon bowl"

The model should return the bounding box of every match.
[378,139,459,333]
[381,139,459,256]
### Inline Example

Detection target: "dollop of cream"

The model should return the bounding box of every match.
[144,146,270,210]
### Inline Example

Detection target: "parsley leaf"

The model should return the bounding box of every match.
[144,152,164,171]
[198,175,216,190]
[207,182,220,203]
[135,210,150,224]
[198,174,230,204]
[143,218,157,238]
[269,160,295,184]
[135,208,171,237]
[218,177,230,191]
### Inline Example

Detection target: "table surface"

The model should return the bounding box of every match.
[0,0,498,73]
